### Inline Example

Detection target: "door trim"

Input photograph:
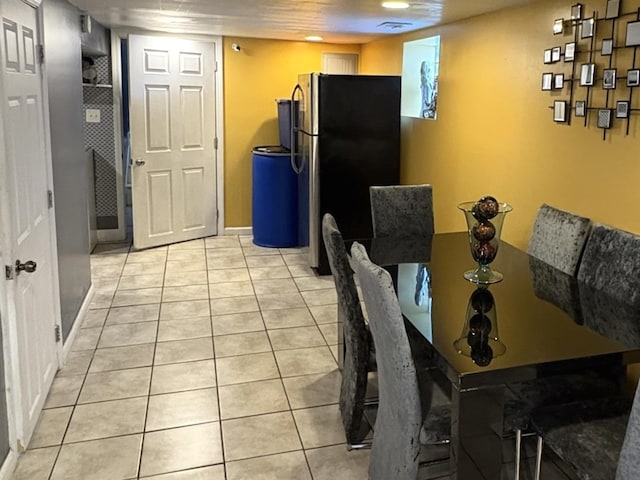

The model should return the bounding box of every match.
[111,28,225,240]
[0,0,63,453]
[38,0,64,365]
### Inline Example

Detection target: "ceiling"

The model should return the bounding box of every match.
[69,0,537,44]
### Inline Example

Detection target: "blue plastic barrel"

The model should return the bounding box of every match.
[252,146,299,247]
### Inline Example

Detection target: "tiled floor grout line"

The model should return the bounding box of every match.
[134,246,166,480]
[204,241,228,480]
[243,247,317,479]
[281,250,336,480]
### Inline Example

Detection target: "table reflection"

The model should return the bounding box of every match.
[369,235,433,266]
[528,256,640,347]
[529,256,583,324]
[397,262,433,343]
[454,287,506,367]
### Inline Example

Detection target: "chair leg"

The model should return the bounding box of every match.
[514,429,522,480]
[364,397,379,407]
[534,436,543,480]
[347,440,372,451]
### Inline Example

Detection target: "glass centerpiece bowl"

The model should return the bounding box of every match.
[458,197,512,284]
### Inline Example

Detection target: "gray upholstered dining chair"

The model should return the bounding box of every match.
[531,379,640,480]
[617,381,640,479]
[577,224,640,304]
[508,204,591,475]
[351,241,582,480]
[528,224,640,480]
[369,184,434,238]
[350,241,450,480]
[527,203,591,275]
[322,213,375,449]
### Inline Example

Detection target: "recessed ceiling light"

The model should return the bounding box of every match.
[305,35,323,42]
[166,17,191,24]
[382,1,410,8]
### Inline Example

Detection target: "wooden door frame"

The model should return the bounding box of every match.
[110,28,226,240]
[0,0,63,464]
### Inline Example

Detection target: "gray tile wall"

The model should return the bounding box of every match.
[83,54,118,229]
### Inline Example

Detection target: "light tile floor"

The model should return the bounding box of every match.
[11,235,572,480]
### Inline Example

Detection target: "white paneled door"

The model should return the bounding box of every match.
[0,0,59,445]
[129,34,218,249]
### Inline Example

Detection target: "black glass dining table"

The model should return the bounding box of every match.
[347,231,640,480]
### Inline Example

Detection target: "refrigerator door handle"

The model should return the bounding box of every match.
[290,84,304,174]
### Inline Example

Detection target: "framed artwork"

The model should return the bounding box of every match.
[571,3,583,20]
[616,101,629,118]
[544,49,553,64]
[580,63,595,86]
[603,68,617,89]
[606,0,620,19]
[575,100,586,117]
[565,42,576,62]
[554,101,567,122]
[554,73,565,89]
[553,19,564,35]
[551,47,561,63]
[626,21,640,46]
[598,109,612,128]
[581,18,595,38]
[541,73,553,91]
[628,69,640,87]
[602,38,613,56]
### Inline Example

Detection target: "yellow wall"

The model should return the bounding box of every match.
[361,0,640,249]
[223,38,361,226]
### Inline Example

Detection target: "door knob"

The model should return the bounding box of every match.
[15,260,37,274]
[134,159,146,166]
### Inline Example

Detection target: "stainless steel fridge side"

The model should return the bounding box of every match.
[308,73,320,268]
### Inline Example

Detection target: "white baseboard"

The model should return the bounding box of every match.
[97,229,127,243]
[0,450,18,480]
[61,284,95,362]
[223,227,252,236]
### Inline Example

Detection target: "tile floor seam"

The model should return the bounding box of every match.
[135,249,167,480]
[143,419,220,435]
[242,245,316,479]
[204,247,229,480]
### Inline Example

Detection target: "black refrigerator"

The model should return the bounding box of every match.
[290,73,401,275]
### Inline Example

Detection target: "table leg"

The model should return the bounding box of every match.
[450,384,505,480]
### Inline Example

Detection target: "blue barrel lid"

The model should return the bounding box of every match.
[253,145,291,155]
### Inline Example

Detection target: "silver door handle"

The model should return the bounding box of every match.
[15,259,37,274]
[134,159,145,166]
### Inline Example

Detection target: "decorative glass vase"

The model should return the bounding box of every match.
[453,287,506,367]
[458,199,512,284]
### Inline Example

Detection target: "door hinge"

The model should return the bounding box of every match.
[215,60,218,72]
[214,137,218,150]
[47,190,53,209]
[37,44,44,64]
[5,265,14,280]
[54,325,61,342]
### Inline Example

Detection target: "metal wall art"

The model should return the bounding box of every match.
[542,1,639,139]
